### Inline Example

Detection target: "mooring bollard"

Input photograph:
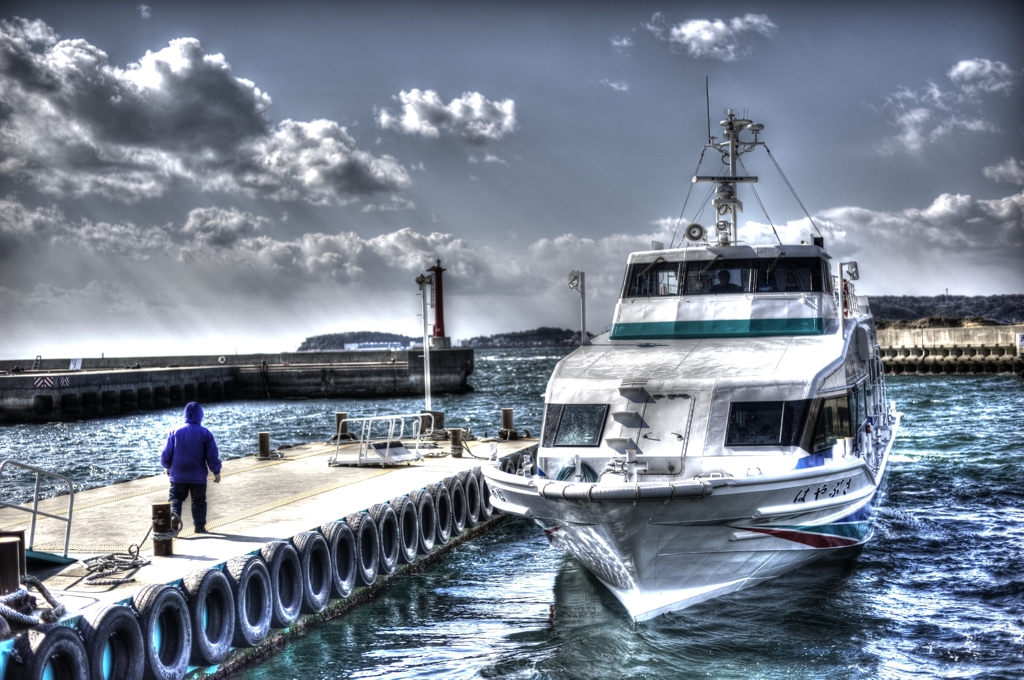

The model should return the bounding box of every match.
[152,502,173,557]
[335,412,348,437]
[258,431,271,459]
[420,410,444,434]
[0,536,22,595]
[450,428,463,457]
[499,407,517,440]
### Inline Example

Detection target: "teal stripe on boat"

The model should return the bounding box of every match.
[609,317,826,340]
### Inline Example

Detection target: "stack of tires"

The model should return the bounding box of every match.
[5,467,496,680]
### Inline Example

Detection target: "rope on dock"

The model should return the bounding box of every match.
[82,525,154,585]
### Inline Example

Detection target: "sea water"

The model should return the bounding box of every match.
[2,349,1022,678]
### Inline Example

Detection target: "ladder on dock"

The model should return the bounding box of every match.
[328,413,433,467]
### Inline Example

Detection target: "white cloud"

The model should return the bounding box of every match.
[611,36,632,51]
[642,12,666,40]
[600,79,629,92]
[376,89,517,145]
[667,13,776,61]
[137,4,152,19]
[182,207,267,247]
[983,158,1024,185]
[948,58,1018,96]
[0,20,407,204]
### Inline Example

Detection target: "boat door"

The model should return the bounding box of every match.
[636,394,693,475]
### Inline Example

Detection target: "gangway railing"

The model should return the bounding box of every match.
[0,459,75,557]
[328,413,433,467]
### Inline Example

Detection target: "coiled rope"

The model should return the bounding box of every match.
[81,524,158,585]
[0,575,66,627]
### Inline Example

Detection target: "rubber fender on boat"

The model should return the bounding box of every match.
[79,604,145,680]
[474,467,494,520]
[429,482,453,545]
[260,541,303,628]
[369,504,401,575]
[444,476,467,536]
[389,495,421,564]
[407,489,436,554]
[499,456,516,475]
[345,512,380,586]
[8,624,89,680]
[321,520,357,598]
[291,531,332,614]
[537,480,713,501]
[225,555,272,647]
[133,583,191,680]
[182,568,235,666]
[457,470,481,527]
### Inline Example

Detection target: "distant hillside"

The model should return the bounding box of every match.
[461,327,592,348]
[297,331,416,351]
[869,295,1024,325]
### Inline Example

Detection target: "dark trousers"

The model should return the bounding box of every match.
[169,482,208,529]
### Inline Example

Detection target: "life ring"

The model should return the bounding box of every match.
[260,541,303,628]
[457,470,481,527]
[217,356,226,364]
[292,531,332,614]
[320,520,357,598]
[133,584,191,680]
[182,568,235,666]
[408,489,436,555]
[389,496,421,564]
[9,624,89,680]
[78,604,145,680]
[345,512,380,587]
[225,555,272,647]
[369,503,400,576]
[430,482,453,545]
[475,467,494,520]
[444,476,467,536]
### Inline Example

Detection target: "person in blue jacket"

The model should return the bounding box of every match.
[161,402,222,533]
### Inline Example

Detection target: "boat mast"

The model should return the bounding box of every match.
[693,109,762,246]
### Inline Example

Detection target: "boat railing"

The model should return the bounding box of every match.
[328,413,432,467]
[0,459,75,558]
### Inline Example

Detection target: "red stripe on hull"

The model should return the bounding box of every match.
[744,527,861,548]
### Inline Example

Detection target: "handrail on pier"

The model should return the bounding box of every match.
[0,459,76,557]
[329,413,432,467]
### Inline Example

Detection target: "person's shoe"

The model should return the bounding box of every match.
[170,513,182,532]
[194,526,209,534]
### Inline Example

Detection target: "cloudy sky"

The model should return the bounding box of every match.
[1,1,1021,359]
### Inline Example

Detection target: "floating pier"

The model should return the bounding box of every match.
[877,324,1024,375]
[0,349,474,424]
[0,421,537,680]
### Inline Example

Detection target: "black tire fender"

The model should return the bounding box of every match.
[369,503,400,576]
[9,624,89,680]
[346,512,379,586]
[79,604,145,680]
[429,482,453,545]
[133,583,191,680]
[321,520,357,598]
[408,489,436,555]
[444,476,467,536]
[292,531,331,614]
[458,470,482,527]
[389,496,420,564]
[475,467,494,520]
[182,568,235,666]
[260,540,303,628]
[225,555,272,647]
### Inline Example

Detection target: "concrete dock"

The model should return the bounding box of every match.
[0,434,536,679]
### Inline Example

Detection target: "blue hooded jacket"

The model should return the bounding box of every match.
[161,402,222,484]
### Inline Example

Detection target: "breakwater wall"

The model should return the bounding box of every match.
[0,349,473,424]
[878,325,1024,375]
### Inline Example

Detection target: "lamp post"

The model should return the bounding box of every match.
[568,270,590,346]
[415,272,433,411]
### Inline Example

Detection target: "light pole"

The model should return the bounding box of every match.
[568,270,590,346]
[415,272,433,411]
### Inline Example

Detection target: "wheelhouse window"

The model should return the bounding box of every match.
[812,395,852,452]
[626,261,681,297]
[543,404,609,447]
[756,257,826,293]
[726,400,812,446]
[684,259,756,295]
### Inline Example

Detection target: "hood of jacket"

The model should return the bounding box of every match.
[184,402,204,425]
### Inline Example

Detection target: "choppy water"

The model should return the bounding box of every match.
[3,350,1023,678]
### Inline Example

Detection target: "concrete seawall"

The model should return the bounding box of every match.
[0,349,474,424]
[878,324,1024,375]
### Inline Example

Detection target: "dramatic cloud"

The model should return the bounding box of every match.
[644,13,775,60]
[983,158,1024,185]
[0,19,408,203]
[948,58,1018,96]
[376,89,517,145]
[182,207,267,247]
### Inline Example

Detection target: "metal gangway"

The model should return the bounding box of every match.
[0,459,76,558]
[328,413,434,467]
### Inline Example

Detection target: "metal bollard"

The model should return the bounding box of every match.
[152,502,173,556]
[420,410,444,434]
[258,431,271,459]
[450,428,463,457]
[335,412,348,436]
[0,537,22,595]
[501,408,514,431]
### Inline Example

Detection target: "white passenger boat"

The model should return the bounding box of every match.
[481,109,901,621]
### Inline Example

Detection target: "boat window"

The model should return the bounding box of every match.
[726,400,812,446]
[756,257,825,293]
[812,395,852,452]
[626,261,681,297]
[550,404,608,447]
[684,259,756,295]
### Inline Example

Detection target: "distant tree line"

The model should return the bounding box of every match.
[297,331,415,352]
